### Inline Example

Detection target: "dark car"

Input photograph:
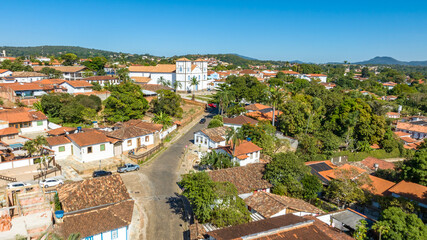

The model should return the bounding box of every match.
[93,170,112,178]
[199,118,206,124]
[117,163,140,173]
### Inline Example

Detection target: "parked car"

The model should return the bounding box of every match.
[7,182,30,190]
[208,103,217,108]
[199,118,206,124]
[39,178,63,188]
[117,163,140,173]
[93,170,112,178]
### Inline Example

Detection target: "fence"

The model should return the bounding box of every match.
[128,143,164,162]
[0,175,16,182]
[33,163,62,180]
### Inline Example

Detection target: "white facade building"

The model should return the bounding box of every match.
[194,126,229,149]
[129,58,208,92]
[60,80,93,94]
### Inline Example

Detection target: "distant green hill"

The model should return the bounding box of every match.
[355,56,427,66]
[0,45,123,58]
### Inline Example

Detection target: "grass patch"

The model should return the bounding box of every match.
[331,148,401,162]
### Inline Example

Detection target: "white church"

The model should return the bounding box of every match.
[128,58,209,92]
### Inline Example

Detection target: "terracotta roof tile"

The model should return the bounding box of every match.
[200,126,229,142]
[11,71,47,77]
[129,64,176,73]
[46,136,71,146]
[208,163,272,194]
[245,103,271,111]
[176,57,191,61]
[0,108,47,123]
[62,80,93,88]
[107,125,154,140]
[245,192,324,218]
[217,140,262,158]
[360,157,395,171]
[33,66,87,73]
[1,83,44,91]
[396,122,427,134]
[122,119,163,132]
[131,76,151,83]
[394,131,410,137]
[138,84,173,91]
[363,175,396,196]
[67,130,111,147]
[0,69,10,74]
[223,115,258,126]
[47,127,77,136]
[57,174,131,213]
[0,127,19,136]
[387,180,427,205]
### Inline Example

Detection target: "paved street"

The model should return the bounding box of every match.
[121,114,210,240]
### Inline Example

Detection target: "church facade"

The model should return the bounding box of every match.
[128,58,208,92]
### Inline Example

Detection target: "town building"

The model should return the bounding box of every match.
[107,125,155,153]
[194,126,229,149]
[215,140,262,166]
[0,107,48,133]
[65,130,116,162]
[56,175,134,240]
[0,69,12,77]
[386,112,400,119]
[82,75,121,86]
[59,80,93,94]
[129,58,208,92]
[33,66,88,80]
[395,122,427,139]
[10,72,48,83]
[223,115,258,130]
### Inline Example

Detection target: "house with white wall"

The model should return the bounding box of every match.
[60,80,93,94]
[302,74,327,83]
[0,69,12,77]
[396,122,427,139]
[11,72,48,83]
[33,66,88,80]
[46,136,72,160]
[107,125,155,153]
[223,115,258,130]
[194,126,229,149]
[0,107,48,133]
[215,140,262,166]
[66,130,115,163]
[129,58,208,92]
[83,75,121,86]
[57,174,134,240]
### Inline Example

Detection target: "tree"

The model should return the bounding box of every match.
[117,68,131,83]
[82,70,94,78]
[401,149,427,186]
[215,90,235,115]
[300,174,323,201]
[172,81,182,92]
[151,90,183,118]
[226,127,243,157]
[157,76,170,87]
[374,207,427,240]
[353,220,368,240]
[372,220,390,240]
[152,112,173,129]
[61,53,78,66]
[103,82,149,122]
[190,76,200,101]
[40,67,63,79]
[23,140,36,157]
[361,67,370,78]
[200,151,236,169]
[91,82,102,91]
[264,86,286,126]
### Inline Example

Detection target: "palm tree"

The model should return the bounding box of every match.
[372,221,390,240]
[23,141,36,157]
[33,101,43,112]
[216,90,234,115]
[190,76,200,101]
[226,128,243,158]
[264,86,286,126]
[172,81,182,92]
[152,112,173,129]
[158,76,169,86]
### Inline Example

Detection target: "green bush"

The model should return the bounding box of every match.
[54,193,62,211]
[332,148,400,162]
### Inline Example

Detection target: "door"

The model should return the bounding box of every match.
[137,138,141,148]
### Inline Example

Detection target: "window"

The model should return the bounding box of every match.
[37,121,43,126]
[179,67,182,72]
[7,135,15,140]
[188,76,190,80]
[127,140,132,146]
[145,136,149,142]
[198,75,200,80]
[204,138,207,144]
[59,146,65,152]
[100,144,105,151]
[111,229,118,239]
[85,237,94,240]
[87,147,92,153]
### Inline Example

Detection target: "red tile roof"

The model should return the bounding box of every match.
[387,180,427,205]
[0,69,10,74]
[0,108,47,123]
[394,131,410,137]
[46,136,71,146]
[396,122,427,134]
[63,80,93,88]
[129,64,176,73]
[200,126,229,142]
[218,140,262,158]
[0,127,18,136]
[244,103,271,111]
[281,70,300,75]
[208,163,272,194]
[244,191,324,218]
[67,130,111,147]
[47,127,77,136]
[122,119,164,132]
[33,66,87,73]
[107,125,154,140]
[223,115,258,126]
[307,74,327,77]
[363,175,396,196]
[360,157,395,171]
[1,83,44,91]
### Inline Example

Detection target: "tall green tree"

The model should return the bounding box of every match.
[264,86,286,126]
[61,53,78,66]
[103,82,149,122]
[152,112,173,129]
[401,148,427,186]
[190,76,200,101]
[151,90,183,118]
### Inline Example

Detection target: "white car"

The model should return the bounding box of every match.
[39,178,63,188]
[7,182,30,190]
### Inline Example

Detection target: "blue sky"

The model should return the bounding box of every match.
[1,0,427,63]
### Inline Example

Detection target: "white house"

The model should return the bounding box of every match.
[194,126,229,149]
[0,108,48,134]
[215,140,262,166]
[66,130,115,163]
[107,125,155,153]
[302,74,327,83]
[60,80,93,94]
[46,136,73,160]
[33,66,88,80]
[0,69,12,77]
[223,115,258,130]
[129,58,208,92]
[396,122,427,139]
[82,75,121,86]
[57,175,134,240]
[11,72,48,83]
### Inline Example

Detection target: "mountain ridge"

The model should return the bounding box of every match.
[354,56,427,66]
